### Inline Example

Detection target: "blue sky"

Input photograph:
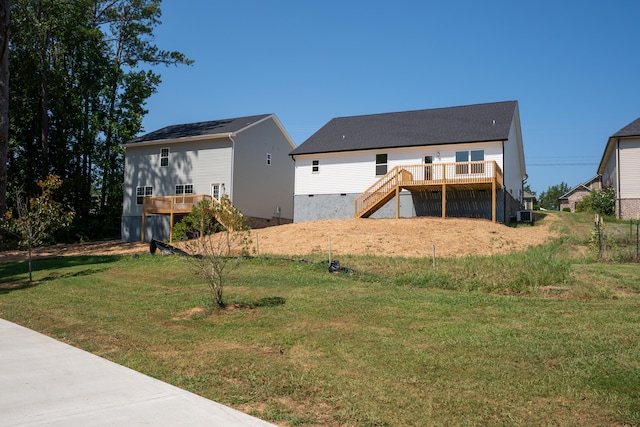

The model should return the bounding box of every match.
[142,0,640,195]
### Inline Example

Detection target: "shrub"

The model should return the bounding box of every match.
[575,188,616,216]
[173,197,251,308]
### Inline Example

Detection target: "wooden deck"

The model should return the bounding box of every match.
[141,194,215,242]
[354,161,503,221]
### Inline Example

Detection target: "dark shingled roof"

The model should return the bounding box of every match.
[612,117,640,138]
[126,114,271,144]
[290,101,518,156]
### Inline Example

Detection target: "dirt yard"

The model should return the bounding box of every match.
[0,215,557,263]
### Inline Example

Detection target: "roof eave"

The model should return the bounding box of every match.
[121,132,234,149]
[265,114,297,150]
[291,138,508,157]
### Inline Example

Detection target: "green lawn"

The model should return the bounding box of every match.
[1,213,639,426]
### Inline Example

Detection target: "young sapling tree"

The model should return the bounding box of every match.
[173,196,251,309]
[2,175,75,282]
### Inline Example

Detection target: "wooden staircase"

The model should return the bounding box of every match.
[354,167,413,218]
[353,161,503,221]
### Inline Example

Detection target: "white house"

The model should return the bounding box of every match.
[597,116,640,219]
[121,114,295,242]
[290,101,526,223]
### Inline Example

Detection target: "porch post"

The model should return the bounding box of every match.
[169,197,175,242]
[441,165,447,219]
[169,212,174,242]
[442,183,447,219]
[141,212,146,243]
[395,185,400,219]
[491,178,497,223]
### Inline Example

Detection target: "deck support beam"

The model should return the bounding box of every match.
[169,212,174,242]
[141,213,146,243]
[441,183,447,219]
[395,184,400,219]
[491,179,497,223]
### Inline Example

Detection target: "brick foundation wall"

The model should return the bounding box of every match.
[618,199,640,220]
[504,191,522,223]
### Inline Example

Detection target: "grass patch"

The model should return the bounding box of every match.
[1,212,639,426]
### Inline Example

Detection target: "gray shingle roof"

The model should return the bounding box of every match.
[612,117,640,138]
[290,101,518,156]
[126,114,271,144]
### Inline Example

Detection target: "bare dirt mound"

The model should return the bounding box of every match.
[250,216,556,258]
[0,216,557,263]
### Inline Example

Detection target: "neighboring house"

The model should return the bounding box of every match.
[121,114,295,242]
[597,116,640,219]
[290,101,526,223]
[523,191,536,210]
[558,175,602,212]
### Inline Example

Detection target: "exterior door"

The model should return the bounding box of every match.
[210,183,220,200]
[424,155,433,180]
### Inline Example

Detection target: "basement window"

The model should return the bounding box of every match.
[375,154,388,176]
[312,160,319,173]
[136,186,153,205]
[160,148,169,167]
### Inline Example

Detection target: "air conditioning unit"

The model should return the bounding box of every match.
[517,210,533,223]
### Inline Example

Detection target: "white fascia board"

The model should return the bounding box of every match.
[597,136,620,175]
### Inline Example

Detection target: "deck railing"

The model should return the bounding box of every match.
[397,161,502,187]
[354,161,502,218]
[143,194,213,214]
[141,194,244,242]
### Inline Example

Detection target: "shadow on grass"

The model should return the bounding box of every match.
[0,255,120,293]
[232,296,287,309]
[0,281,40,293]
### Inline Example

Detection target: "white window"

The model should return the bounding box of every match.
[136,186,153,204]
[266,153,272,165]
[312,160,319,173]
[455,150,484,174]
[211,183,220,200]
[160,148,169,167]
[175,184,194,195]
[375,154,388,176]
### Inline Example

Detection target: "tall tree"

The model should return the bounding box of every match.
[8,0,192,239]
[523,182,536,197]
[0,0,9,217]
[538,182,570,211]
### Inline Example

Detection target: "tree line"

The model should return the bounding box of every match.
[0,0,191,242]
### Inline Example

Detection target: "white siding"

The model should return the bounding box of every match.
[294,142,503,196]
[619,138,640,198]
[502,112,526,202]
[601,144,618,190]
[232,117,295,219]
[122,139,232,216]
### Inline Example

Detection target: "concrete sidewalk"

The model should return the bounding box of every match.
[0,319,277,426]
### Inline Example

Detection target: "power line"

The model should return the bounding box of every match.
[527,163,598,166]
